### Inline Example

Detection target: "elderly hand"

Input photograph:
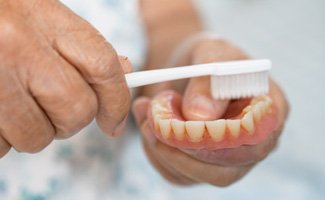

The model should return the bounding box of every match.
[133,37,289,186]
[0,0,131,157]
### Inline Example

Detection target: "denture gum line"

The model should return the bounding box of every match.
[152,96,273,143]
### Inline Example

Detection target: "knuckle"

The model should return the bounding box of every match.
[257,140,276,161]
[77,96,97,125]
[0,146,11,158]
[118,96,131,116]
[209,178,235,187]
[193,38,248,62]
[163,175,187,186]
[113,96,131,123]
[17,131,54,153]
[87,44,120,83]
[55,93,97,138]
[34,77,72,101]
[69,92,97,124]
[208,170,240,187]
[162,173,194,186]
[0,17,20,46]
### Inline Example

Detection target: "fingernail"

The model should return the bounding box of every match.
[187,95,217,120]
[118,55,132,73]
[111,115,128,137]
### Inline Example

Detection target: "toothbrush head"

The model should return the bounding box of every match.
[210,59,271,100]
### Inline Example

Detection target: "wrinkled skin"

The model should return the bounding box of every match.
[134,0,289,187]
[0,0,131,156]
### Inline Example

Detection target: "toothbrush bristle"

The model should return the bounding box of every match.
[211,71,269,100]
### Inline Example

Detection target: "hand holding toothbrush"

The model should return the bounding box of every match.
[0,0,131,157]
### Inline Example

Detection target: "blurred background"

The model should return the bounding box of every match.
[122,0,325,199]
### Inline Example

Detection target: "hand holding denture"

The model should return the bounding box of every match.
[133,38,289,186]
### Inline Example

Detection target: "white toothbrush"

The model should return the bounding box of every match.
[125,59,271,100]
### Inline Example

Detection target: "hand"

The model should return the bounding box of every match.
[0,0,131,157]
[133,37,289,186]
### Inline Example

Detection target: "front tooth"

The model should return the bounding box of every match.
[252,104,262,122]
[153,115,160,130]
[260,101,270,114]
[159,119,171,139]
[171,119,185,140]
[264,96,272,104]
[241,111,255,135]
[243,105,252,113]
[185,121,205,142]
[256,101,267,115]
[264,98,272,113]
[226,120,241,138]
[205,119,226,142]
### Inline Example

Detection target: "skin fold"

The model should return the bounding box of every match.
[133,0,289,186]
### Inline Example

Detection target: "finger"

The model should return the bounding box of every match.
[154,140,253,187]
[184,38,252,121]
[53,16,130,136]
[183,76,228,120]
[139,117,195,185]
[0,74,54,152]
[143,138,195,186]
[138,116,247,186]
[0,135,11,158]
[183,127,281,166]
[132,97,150,126]
[270,79,290,124]
[28,48,97,139]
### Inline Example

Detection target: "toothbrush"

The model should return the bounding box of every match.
[125,59,271,100]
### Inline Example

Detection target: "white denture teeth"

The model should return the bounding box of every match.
[241,111,255,134]
[153,115,160,129]
[243,105,252,113]
[256,101,267,115]
[159,119,171,139]
[171,119,185,140]
[152,95,274,142]
[226,120,241,138]
[205,119,226,142]
[185,121,205,142]
[251,104,262,122]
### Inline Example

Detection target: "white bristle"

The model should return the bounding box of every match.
[211,71,269,100]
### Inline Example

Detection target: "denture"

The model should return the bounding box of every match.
[149,91,278,150]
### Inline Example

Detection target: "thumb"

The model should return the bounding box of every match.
[182,38,250,121]
[183,39,235,121]
[182,76,229,121]
[132,97,150,126]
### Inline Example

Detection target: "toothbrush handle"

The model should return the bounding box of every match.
[125,59,271,88]
[125,63,213,88]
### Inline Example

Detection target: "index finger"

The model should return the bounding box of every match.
[52,9,130,135]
